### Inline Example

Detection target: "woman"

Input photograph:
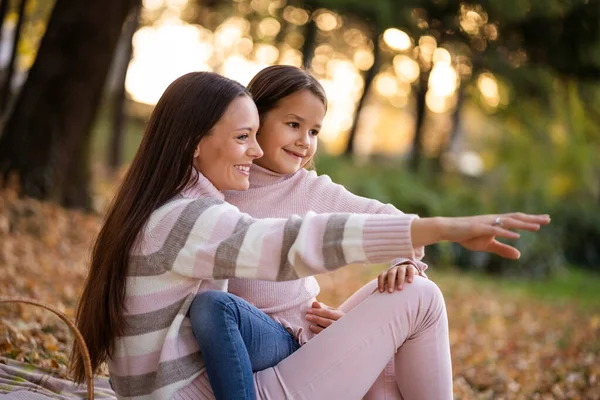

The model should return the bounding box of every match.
[71,71,549,400]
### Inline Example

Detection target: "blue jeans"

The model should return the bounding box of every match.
[189,290,301,400]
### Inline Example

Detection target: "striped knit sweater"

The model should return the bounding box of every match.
[108,170,421,399]
[225,164,428,344]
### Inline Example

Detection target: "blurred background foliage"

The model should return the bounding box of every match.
[0,0,599,278]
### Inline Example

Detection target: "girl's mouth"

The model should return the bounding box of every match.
[284,149,304,159]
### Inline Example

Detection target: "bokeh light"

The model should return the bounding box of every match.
[393,55,420,83]
[477,72,500,108]
[383,28,412,51]
[315,11,339,32]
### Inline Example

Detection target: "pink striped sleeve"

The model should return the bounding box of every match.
[303,171,427,270]
[158,199,421,282]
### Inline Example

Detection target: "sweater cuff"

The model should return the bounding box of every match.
[390,258,429,273]
[362,214,419,263]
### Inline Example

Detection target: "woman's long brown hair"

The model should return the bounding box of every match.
[70,72,248,383]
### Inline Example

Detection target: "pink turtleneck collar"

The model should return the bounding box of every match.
[180,169,225,200]
[247,163,301,188]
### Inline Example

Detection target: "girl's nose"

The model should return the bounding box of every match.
[296,132,310,148]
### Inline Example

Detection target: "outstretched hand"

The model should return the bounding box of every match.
[411,213,550,258]
[444,213,551,259]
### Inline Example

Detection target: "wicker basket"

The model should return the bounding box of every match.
[0,296,95,399]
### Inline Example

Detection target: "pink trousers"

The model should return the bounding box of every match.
[251,276,453,399]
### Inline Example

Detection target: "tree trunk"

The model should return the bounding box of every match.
[409,71,429,171]
[108,4,140,171]
[432,84,464,170]
[447,85,464,151]
[301,17,317,70]
[0,0,26,113]
[0,0,8,56]
[0,0,138,209]
[344,26,381,156]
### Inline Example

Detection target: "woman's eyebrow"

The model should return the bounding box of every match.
[234,126,253,132]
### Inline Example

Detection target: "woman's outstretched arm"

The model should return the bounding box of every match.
[135,197,549,281]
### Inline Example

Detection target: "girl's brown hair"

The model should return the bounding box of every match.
[247,65,327,170]
[70,72,248,383]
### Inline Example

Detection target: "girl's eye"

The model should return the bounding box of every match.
[310,130,319,136]
[236,134,249,140]
[287,122,300,129]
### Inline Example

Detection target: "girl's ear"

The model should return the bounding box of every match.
[194,143,201,159]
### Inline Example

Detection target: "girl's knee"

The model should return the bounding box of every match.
[396,276,445,308]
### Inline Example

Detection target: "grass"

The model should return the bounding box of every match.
[433,266,600,310]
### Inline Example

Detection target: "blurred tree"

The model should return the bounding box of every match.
[108,4,141,172]
[0,0,8,58]
[0,0,140,209]
[312,0,599,163]
[315,0,395,155]
[400,0,600,169]
[0,0,27,113]
[301,0,318,69]
[344,22,381,156]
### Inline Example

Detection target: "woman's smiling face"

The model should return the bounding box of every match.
[193,95,263,191]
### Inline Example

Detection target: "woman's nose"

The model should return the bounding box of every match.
[248,140,264,159]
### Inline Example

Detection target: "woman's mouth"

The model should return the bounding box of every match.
[234,164,251,175]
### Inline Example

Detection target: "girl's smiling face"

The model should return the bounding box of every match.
[254,89,326,175]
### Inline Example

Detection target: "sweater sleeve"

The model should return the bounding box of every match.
[139,197,421,281]
[304,171,427,272]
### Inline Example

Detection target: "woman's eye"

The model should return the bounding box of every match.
[287,122,300,129]
[236,134,249,140]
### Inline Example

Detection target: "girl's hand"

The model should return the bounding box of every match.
[377,263,422,293]
[306,301,345,334]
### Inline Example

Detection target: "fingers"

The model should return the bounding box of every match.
[487,225,521,239]
[306,306,344,330]
[405,266,415,287]
[506,213,551,225]
[387,266,400,293]
[377,272,385,293]
[308,306,343,321]
[309,324,324,334]
[311,301,323,309]
[378,264,422,293]
[306,313,336,328]
[487,239,521,259]
[499,217,541,232]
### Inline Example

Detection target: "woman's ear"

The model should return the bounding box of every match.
[193,143,201,159]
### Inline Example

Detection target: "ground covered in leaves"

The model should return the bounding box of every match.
[0,188,599,399]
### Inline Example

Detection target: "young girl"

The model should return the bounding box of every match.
[190,66,549,399]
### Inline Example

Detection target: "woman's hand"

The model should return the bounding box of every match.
[411,213,551,259]
[306,301,345,334]
[377,263,424,293]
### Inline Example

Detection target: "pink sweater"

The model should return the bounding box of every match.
[109,170,422,399]
[224,164,427,344]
